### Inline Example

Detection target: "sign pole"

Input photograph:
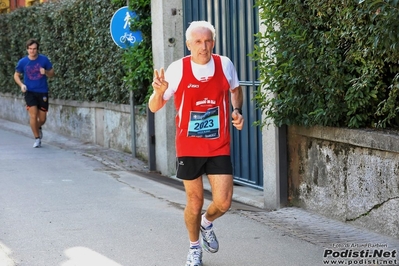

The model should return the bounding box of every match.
[130,90,136,157]
[126,0,137,158]
[110,3,143,159]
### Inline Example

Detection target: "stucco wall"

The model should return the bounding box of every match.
[288,125,399,238]
[0,93,148,160]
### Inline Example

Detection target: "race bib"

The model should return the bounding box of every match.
[188,106,220,139]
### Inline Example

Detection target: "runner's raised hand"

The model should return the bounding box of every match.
[152,68,168,95]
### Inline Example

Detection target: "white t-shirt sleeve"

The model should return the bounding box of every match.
[221,56,240,90]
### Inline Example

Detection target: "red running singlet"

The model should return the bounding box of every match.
[174,54,231,157]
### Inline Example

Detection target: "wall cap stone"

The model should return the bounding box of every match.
[290,125,399,153]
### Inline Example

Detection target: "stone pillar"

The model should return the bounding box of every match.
[151,0,183,176]
[259,20,288,209]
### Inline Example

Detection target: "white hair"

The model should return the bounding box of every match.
[185,21,216,41]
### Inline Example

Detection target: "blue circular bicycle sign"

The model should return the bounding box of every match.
[110,6,143,49]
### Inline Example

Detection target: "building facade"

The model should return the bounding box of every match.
[0,0,48,13]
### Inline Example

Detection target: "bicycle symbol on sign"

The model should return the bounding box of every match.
[120,32,136,44]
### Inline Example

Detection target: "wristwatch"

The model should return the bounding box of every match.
[234,107,242,115]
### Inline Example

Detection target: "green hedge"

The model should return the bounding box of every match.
[0,0,151,105]
[122,0,153,105]
[252,0,399,128]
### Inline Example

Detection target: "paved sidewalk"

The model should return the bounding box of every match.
[1,118,398,261]
[238,208,399,249]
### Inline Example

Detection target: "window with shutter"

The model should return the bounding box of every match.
[0,0,10,13]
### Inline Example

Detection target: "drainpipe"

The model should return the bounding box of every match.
[141,0,155,171]
[147,105,156,171]
[278,125,288,207]
[145,0,155,170]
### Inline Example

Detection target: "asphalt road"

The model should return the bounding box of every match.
[0,125,327,266]
[1,120,398,266]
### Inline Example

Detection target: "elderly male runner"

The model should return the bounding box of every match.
[149,21,244,266]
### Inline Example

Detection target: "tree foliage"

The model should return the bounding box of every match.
[0,0,152,105]
[252,0,399,128]
[122,0,153,105]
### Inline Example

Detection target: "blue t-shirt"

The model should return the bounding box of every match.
[15,54,53,93]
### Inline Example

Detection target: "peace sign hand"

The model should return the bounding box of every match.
[152,68,168,95]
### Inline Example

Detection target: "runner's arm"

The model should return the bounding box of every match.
[14,72,27,92]
[13,72,24,87]
[231,85,244,130]
[44,68,55,78]
[231,85,243,110]
[148,92,167,113]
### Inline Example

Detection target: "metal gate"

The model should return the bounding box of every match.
[183,0,263,189]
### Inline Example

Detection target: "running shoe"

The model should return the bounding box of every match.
[33,139,41,148]
[186,246,202,266]
[201,225,219,253]
[39,127,43,139]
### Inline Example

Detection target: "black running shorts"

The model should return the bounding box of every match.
[25,91,49,112]
[176,155,233,180]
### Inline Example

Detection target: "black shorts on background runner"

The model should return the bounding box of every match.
[176,155,233,180]
[25,91,49,112]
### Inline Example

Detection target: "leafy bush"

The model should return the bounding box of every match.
[122,0,153,105]
[252,0,399,128]
[0,0,152,105]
